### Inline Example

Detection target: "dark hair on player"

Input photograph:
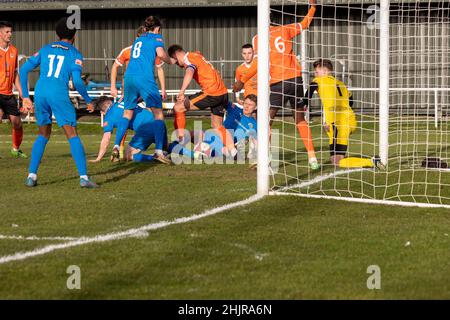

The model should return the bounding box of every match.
[245,94,257,105]
[55,17,76,40]
[95,96,113,110]
[242,43,253,50]
[0,21,13,29]
[136,26,146,37]
[168,44,184,58]
[313,59,334,72]
[144,16,161,32]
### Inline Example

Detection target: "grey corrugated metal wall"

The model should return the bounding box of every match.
[9,7,257,90]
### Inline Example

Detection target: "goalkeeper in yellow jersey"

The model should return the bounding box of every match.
[301,59,383,169]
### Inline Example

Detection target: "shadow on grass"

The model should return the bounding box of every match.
[39,160,160,186]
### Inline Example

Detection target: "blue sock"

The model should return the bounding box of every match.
[68,136,87,176]
[29,135,49,174]
[114,117,130,147]
[132,153,154,162]
[153,120,166,151]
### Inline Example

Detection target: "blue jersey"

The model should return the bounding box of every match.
[103,102,154,133]
[223,102,244,131]
[125,32,164,82]
[20,41,91,103]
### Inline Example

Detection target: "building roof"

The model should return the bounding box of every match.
[0,0,438,11]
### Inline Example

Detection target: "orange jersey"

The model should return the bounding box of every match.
[0,44,18,95]
[184,51,228,96]
[242,6,315,85]
[235,62,257,97]
[115,46,163,67]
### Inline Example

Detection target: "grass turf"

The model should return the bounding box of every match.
[0,119,449,299]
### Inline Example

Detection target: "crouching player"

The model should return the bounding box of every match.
[91,96,169,164]
[125,117,168,163]
[302,59,382,169]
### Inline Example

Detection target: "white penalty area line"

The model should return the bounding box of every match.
[0,194,262,265]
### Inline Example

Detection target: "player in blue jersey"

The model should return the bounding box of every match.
[20,18,98,188]
[90,96,169,164]
[110,16,172,163]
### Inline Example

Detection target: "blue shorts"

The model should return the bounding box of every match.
[129,132,155,151]
[34,92,76,127]
[123,77,162,110]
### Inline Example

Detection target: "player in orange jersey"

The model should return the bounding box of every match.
[0,21,27,159]
[234,43,257,103]
[168,45,237,158]
[110,26,166,102]
[233,0,320,170]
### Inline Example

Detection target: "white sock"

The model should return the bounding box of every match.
[309,157,318,164]
[155,149,164,156]
[113,145,119,150]
[80,175,89,180]
[28,173,37,181]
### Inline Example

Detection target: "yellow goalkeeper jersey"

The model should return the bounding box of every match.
[311,75,355,127]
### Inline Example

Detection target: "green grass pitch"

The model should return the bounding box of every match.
[0,119,449,299]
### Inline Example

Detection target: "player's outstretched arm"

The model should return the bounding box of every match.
[72,69,93,105]
[178,67,195,101]
[110,62,121,98]
[300,0,317,31]
[157,66,166,101]
[90,132,112,163]
[156,47,172,65]
[19,55,40,112]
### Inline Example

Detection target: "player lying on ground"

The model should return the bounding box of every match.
[234,43,257,104]
[167,44,238,159]
[89,96,169,164]
[169,95,258,165]
[20,18,98,188]
[301,59,383,169]
[110,16,172,162]
[123,112,169,164]
[233,0,320,170]
[0,21,27,159]
[110,26,166,102]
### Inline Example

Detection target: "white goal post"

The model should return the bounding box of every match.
[257,0,450,208]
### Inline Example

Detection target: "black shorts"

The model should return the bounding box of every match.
[0,94,20,117]
[270,76,304,109]
[186,92,228,117]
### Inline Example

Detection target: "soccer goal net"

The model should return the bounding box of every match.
[257,0,450,208]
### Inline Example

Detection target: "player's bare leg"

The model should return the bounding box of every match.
[151,107,164,120]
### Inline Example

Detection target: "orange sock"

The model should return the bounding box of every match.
[12,127,23,150]
[216,125,234,150]
[174,111,186,130]
[174,111,186,140]
[296,121,316,160]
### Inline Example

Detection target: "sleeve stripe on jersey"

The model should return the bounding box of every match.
[114,59,123,67]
